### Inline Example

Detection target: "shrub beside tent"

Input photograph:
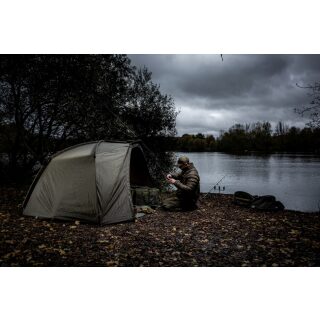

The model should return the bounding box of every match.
[23,141,153,225]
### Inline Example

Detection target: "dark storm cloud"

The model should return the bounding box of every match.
[128,54,320,136]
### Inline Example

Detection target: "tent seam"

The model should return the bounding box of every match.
[94,140,103,225]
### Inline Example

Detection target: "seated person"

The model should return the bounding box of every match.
[162,156,200,211]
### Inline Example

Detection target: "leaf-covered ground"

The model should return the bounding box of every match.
[1,186,320,266]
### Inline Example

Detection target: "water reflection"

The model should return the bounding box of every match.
[176,152,320,212]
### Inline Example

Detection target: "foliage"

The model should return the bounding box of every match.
[174,134,216,152]
[0,55,178,182]
[296,82,320,128]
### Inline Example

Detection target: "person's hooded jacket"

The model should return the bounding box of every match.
[172,163,200,205]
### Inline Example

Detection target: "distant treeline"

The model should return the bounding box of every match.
[164,122,320,153]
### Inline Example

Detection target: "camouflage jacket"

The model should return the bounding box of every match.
[172,163,200,203]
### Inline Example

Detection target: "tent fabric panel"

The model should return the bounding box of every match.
[95,142,130,155]
[100,160,133,224]
[54,143,96,161]
[52,156,98,221]
[23,164,56,218]
[96,144,133,224]
[24,155,98,222]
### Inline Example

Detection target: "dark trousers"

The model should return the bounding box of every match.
[162,193,198,211]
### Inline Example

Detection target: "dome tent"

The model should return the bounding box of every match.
[23,140,153,225]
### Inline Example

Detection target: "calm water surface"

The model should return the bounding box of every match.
[175,152,320,212]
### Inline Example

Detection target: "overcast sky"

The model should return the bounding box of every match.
[128,55,320,137]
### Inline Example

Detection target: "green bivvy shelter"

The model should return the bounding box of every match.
[23,141,153,225]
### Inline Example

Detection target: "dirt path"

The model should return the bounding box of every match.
[1,186,319,266]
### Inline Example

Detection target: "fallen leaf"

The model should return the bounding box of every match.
[3,250,21,259]
[58,249,66,255]
[106,260,119,266]
[289,229,300,235]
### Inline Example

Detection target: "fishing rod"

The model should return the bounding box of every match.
[202,174,227,200]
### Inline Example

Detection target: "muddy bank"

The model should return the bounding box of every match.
[0,186,319,266]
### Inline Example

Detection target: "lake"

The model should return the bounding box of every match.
[175,152,320,212]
